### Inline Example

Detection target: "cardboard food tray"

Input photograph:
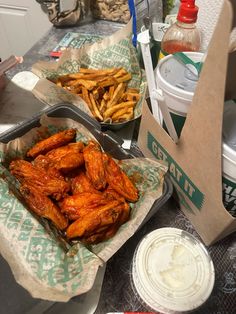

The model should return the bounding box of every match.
[0,102,172,225]
[138,0,236,245]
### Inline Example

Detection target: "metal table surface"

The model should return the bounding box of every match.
[1,19,236,314]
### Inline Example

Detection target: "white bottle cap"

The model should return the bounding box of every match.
[132,227,215,313]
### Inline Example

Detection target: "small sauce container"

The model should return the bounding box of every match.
[131,227,215,313]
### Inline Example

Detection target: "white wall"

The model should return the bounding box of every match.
[196,0,236,51]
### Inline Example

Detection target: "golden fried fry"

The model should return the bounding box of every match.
[111,107,130,121]
[103,101,135,120]
[81,86,93,111]
[116,73,132,83]
[75,79,97,90]
[98,77,118,88]
[112,107,134,122]
[51,68,141,123]
[107,82,126,108]
[89,93,104,121]
[114,68,128,78]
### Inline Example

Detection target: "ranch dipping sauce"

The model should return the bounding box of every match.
[132,228,215,313]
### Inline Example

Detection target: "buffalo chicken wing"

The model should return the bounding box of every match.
[27,128,76,158]
[10,160,70,200]
[71,170,99,194]
[83,140,106,190]
[8,130,139,245]
[103,153,138,202]
[20,184,68,230]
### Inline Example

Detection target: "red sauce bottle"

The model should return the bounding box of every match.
[160,0,201,58]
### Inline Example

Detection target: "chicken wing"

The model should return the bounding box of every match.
[10,160,70,200]
[46,142,84,161]
[103,153,138,202]
[66,200,122,239]
[20,184,68,230]
[27,128,76,158]
[59,192,109,220]
[71,170,98,194]
[83,140,106,190]
[33,155,64,180]
[84,200,131,244]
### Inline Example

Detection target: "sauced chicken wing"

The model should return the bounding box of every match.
[84,201,130,244]
[27,129,76,158]
[66,200,122,239]
[20,184,68,230]
[103,153,138,202]
[71,170,98,194]
[46,142,84,161]
[59,192,109,220]
[10,160,70,200]
[33,155,64,180]
[45,142,85,172]
[83,140,106,190]
[54,152,84,173]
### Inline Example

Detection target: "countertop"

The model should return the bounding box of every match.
[1,19,236,314]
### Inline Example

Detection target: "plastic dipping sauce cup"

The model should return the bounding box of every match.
[131,228,215,314]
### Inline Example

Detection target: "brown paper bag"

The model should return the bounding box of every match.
[138,0,236,245]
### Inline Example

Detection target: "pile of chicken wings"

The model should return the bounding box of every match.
[9,129,139,244]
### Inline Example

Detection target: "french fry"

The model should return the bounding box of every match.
[126,87,140,94]
[89,93,104,121]
[126,93,141,102]
[109,85,115,99]
[81,87,93,111]
[51,67,141,124]
[107,82,126,108]
[113,108,134,122]
[100,99,107,115]
[114,68,128,78]
[111,107,130,121]
[103,91,110,101]
[116,73,132,83]
[98,77,118,88]
[103,101,136,119]
[76,79,98,90]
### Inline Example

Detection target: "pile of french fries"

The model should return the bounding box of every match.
[53,67,141,123]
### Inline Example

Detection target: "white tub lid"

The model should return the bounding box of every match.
[156,52,203,99]
[132,227,215,313]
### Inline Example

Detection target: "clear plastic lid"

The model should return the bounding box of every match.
[132,228,215,313]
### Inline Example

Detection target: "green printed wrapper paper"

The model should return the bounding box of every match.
[0,115,167,302]
[31,20,147,123]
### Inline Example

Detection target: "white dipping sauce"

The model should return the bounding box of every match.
[132,227,215,314]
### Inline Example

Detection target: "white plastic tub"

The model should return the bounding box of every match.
[132,228,215,314]
[155,51,203,136]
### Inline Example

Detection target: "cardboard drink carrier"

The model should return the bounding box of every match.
[138,0,236,245]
